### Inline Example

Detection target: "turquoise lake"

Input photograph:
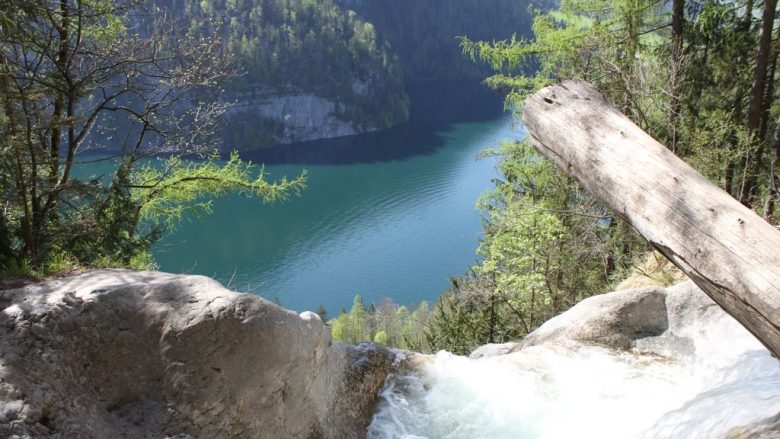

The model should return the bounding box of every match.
[153,81,523,314]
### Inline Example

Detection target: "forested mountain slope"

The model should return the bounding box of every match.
[150,0,536,148]
[151,0,409,147]
[335,0,537,80]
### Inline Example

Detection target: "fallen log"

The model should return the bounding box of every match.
[523,79,780,357]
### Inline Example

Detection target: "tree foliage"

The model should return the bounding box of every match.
[463,0,780,211]
[422,141,644,354]
[0,0,304,275]
[417,0,780,355]
[334,0,539,80]
[150,0,409,132]
[328,295,432,350]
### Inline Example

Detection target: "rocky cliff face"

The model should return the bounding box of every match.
[0,270,396,438]
[225,76,409,149]
[228,92,365,145]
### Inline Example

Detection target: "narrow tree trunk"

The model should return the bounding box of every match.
[524,79,780,358]
[687,0,711,120]
[759,36,779,142]
[488,292,497,344]
[49,0,70,175]
[33,0,72,264]
[742,0,777,204]
[667,0,685,153]
[744,0,756,30]
[621,0,641,117]
[747,0,777,134]
[766,117,780,219]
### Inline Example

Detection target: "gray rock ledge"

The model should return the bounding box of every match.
[0,269,395,438]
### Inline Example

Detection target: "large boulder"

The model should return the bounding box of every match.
[465,281,780,438]
[471,281,762,359]
[470,285,669,358]
[0,270,395,438]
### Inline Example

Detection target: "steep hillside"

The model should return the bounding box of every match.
[151,0,409,147]
[335,0,536,80]
[146,0,537,148]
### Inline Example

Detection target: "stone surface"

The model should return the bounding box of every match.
[468,281,780,437]
[472,281,771,359]
[631,281,756,359]
[520,286,670,350]
[724,414,780,439]
[0,270,395,438]
[228,92,369,144]
[471,286,669,359]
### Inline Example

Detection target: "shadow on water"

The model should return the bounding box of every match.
[235,80,505,166]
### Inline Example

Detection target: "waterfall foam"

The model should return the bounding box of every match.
[367,283,780,438]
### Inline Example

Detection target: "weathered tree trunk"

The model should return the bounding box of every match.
[523,79,780,357]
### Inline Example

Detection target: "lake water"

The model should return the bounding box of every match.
[153,81,523,314]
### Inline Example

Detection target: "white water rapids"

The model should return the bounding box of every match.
[367,291,780,438]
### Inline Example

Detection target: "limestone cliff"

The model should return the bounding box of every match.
[227,91,366,146]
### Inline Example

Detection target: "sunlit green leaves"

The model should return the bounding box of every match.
[133,150,306,228]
